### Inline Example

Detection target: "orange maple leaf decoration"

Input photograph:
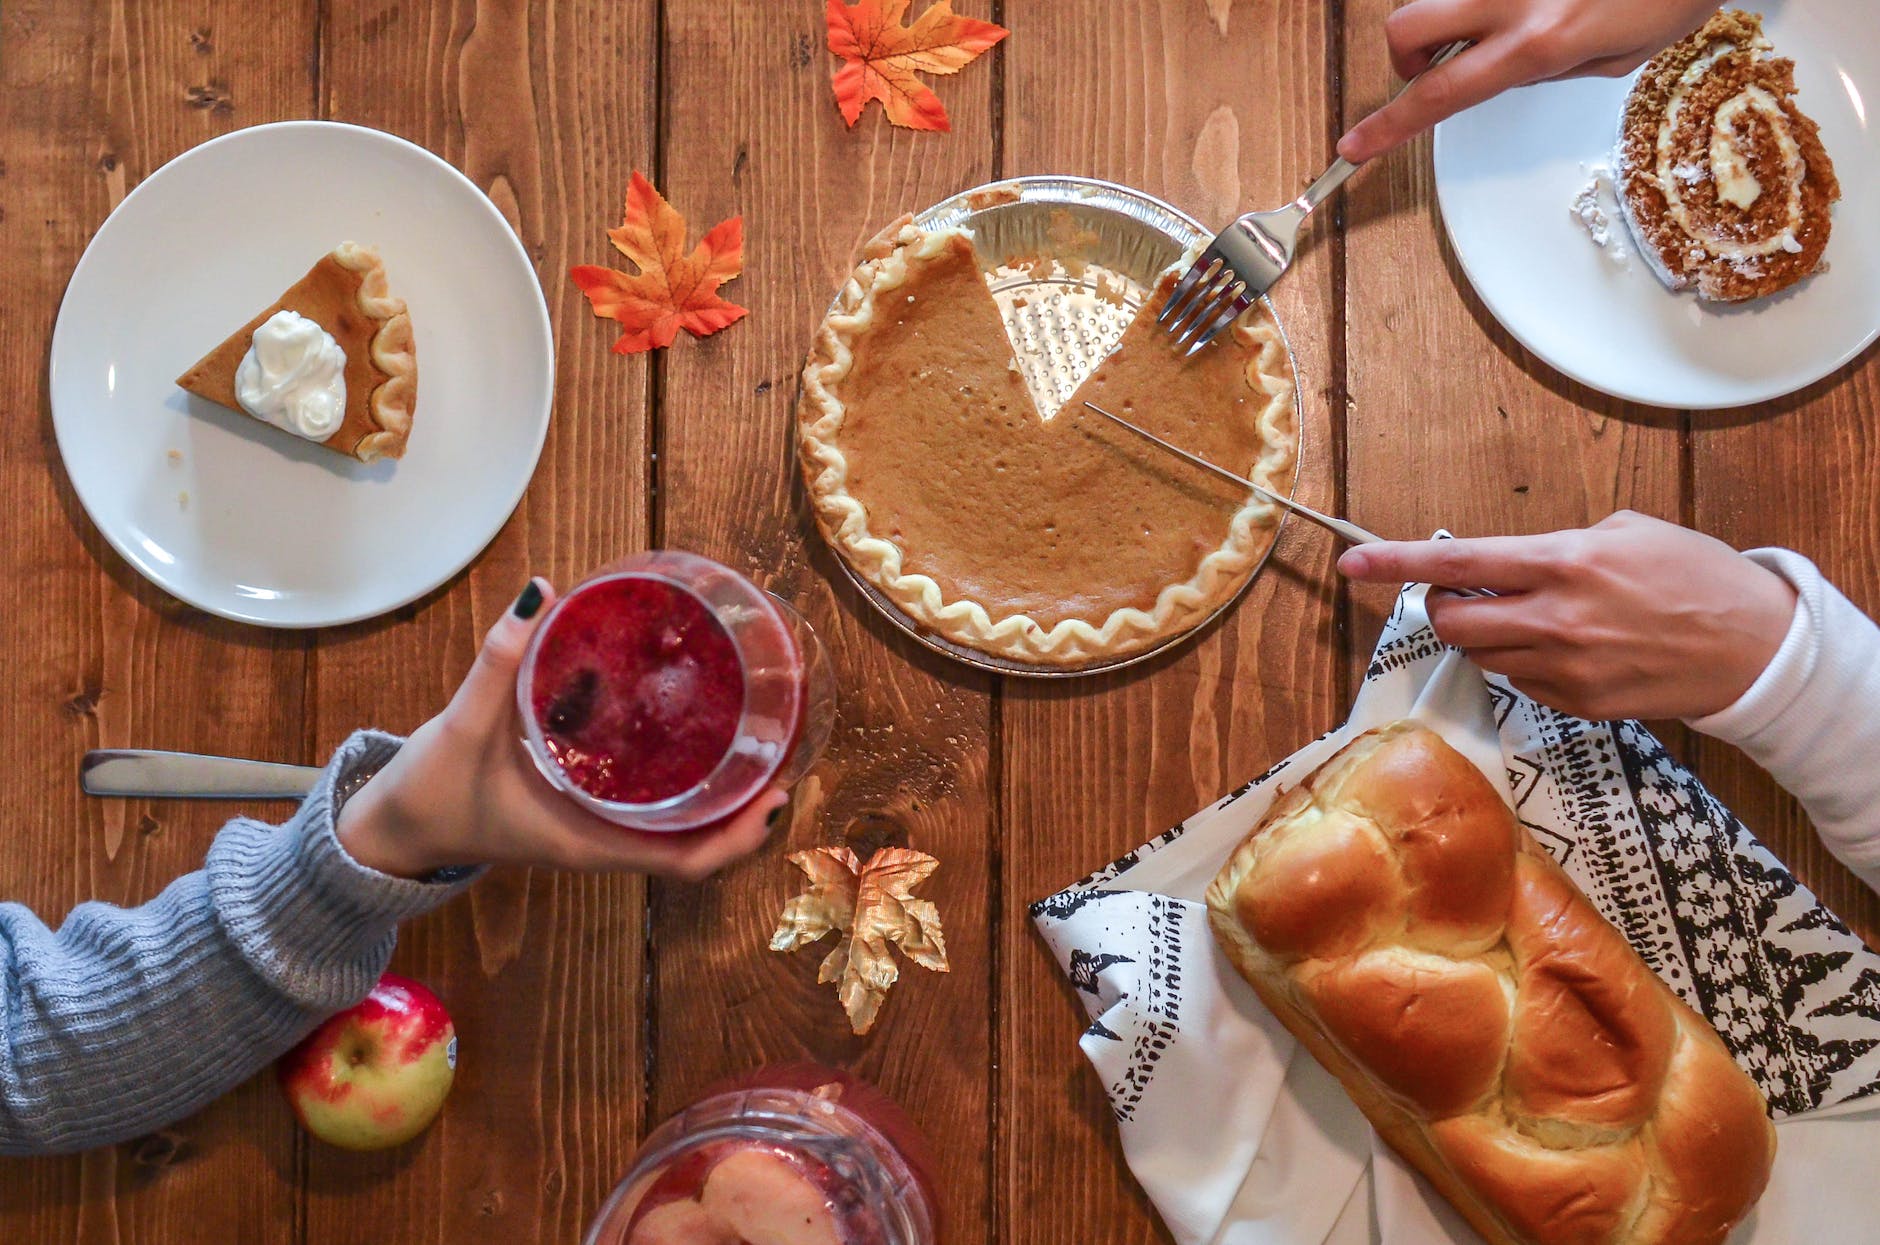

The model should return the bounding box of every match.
[570,171,747,354]
[826,0,1007,132]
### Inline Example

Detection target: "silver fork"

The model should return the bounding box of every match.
[1159,39,1473,354]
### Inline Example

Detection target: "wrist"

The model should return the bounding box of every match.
[335,772,446,880]
[1714,560,1800,712]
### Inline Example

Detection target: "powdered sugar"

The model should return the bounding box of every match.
[1570,160,1631,265]
[1572,181,1612,246]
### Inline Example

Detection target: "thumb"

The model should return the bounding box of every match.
[449,578,556,729]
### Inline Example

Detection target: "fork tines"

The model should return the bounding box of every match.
[1156,252,1252,356]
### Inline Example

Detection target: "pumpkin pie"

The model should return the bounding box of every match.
[798,219,1298,667]
[177,243,417,461]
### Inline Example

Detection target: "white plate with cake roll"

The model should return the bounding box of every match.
[1432,4,1877,409]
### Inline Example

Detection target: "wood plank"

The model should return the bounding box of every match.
[0,1,312,1240]
[997,2,1341,1241]
[305,2,658,1241]
[1691,366,1880,946]
[1341,5,1687,666]
[1339,0,1683,676]
[1338,0,1876,948]
[651,2,998,1240]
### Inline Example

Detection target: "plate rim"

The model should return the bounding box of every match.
[48,118,556,629]
[809,174,1304,680]
[1431,55,1880,411]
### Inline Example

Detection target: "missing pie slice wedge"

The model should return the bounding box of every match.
[798,219,1298,667]
[177,243,417,462]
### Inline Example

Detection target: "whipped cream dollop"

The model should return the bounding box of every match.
[234,310,347,441]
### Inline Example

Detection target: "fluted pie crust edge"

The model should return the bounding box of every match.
[330,242,417,463]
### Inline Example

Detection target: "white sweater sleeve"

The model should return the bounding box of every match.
[1688,549,1880,894]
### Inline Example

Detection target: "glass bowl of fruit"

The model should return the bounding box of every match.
[584,1066,936,1245]
[517,551,835,832]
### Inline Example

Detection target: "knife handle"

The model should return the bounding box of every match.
[80,750,322,800]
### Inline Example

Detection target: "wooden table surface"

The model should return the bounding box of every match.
[2,2,1874,1241]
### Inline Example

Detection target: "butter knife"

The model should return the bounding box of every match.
[1083,400,1384,543]
[1082,400,1494,597]
[81,749,320,800]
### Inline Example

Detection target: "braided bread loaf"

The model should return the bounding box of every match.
[1205,722,1775,1245]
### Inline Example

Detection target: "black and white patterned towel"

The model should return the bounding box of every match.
[1031,581,1880,1245]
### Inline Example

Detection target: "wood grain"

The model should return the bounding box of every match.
[997,2,1341,1241]
[648,4,999,1242]
[1339,1,1683,668]
[1340,0,1878,956]
[304,2,657,1241]
[1690,365,1880,947]
[2,3,1878,1243]
[0,2,312,1241]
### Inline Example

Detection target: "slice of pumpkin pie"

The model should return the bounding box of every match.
[177,243,417,462]
[797,219,1298,667]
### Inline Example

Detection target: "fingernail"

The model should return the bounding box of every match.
[1336,548,1368,576]
[512,580,544,619]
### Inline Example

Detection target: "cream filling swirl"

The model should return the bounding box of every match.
[1710,91,1767,209]
[1655,46,1805,260]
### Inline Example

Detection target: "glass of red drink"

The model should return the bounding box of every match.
[583,1066,936,1245]
[516,551,834,832]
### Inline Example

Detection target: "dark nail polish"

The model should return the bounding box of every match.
[766,805,788,830]
[512,580,544,619]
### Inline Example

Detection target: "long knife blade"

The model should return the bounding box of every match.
[1081,401,1384,546]
[1081,401,1497,598]
[81,750,321,800]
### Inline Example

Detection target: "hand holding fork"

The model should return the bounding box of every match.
[1158,41,1470,354]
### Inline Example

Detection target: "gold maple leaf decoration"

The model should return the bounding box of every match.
[770,846,948,1035]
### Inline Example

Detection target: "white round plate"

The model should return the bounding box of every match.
[1433,0,1878,409]
[50,121,553,627]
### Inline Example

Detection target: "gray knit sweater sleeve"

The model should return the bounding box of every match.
[0,730,476,1156]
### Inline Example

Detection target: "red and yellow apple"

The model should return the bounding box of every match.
[277,972,457,1151]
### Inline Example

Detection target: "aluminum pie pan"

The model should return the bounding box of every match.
[808,175,1303,680]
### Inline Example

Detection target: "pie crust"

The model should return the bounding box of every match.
[176,242,417,462]
[799,219,1298,666]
